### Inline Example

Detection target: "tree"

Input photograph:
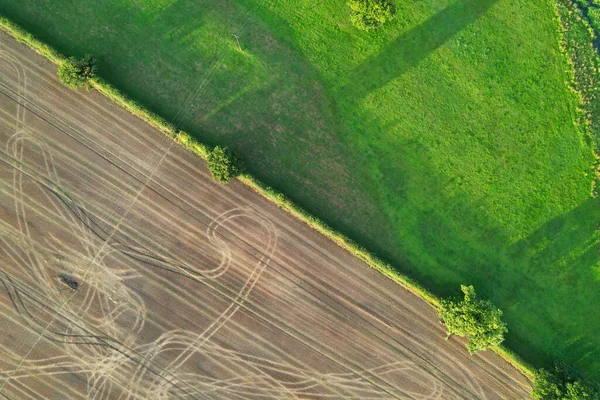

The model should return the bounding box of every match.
[347,0,396,31]
[532,368,562,399]
[207,146,244,183]
[532,362,599,400]
[565,381,599,400]
[58,55,97,89]
[438,285,507,354]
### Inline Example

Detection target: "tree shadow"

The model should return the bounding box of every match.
[505,197,600,375]
[151,0,211,44]
[346,107,600,377]
[510,197,600,272]
[339,0,499,99]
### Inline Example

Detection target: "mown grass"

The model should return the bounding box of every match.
[1,0,599,380]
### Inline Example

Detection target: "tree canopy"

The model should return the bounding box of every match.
[207,146,244,183]
[347,0,396,31]
[532,363,599,400]
[438,285,507,354]
[57,55,97,89]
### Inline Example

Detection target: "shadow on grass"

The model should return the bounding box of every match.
[340,102,600,377]
[340,0,499,99]
[511,197,600,272]
[151,0,211,43]
[505,196,600,376]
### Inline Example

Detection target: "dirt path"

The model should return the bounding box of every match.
[0,31,531,399]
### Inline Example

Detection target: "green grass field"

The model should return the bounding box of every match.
[2,0,599,379]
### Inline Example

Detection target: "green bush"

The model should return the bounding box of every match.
[207,146,243,183]
[57,55,97,89]
[438,285,507,354]
[532,362,599,400]
[347,0,395,31]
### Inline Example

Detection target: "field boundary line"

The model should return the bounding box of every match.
[0,14,535,382]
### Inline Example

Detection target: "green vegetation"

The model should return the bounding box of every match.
[1,0,599,381]
[207,145,243,183]
[556,0,600,150]
[57,55,97,89]
[573,0,600,35]
[439,285,507,354]
[532,362,599,399]
[347,0,396,31]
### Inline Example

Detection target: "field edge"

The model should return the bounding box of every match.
[0,14,536,382]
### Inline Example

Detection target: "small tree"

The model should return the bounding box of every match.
[347,0,396,31]
[533,368,562,399]
[207,146,243,183]
[58,55,97,89]
[532,362,599,400]
[438,285,507,354]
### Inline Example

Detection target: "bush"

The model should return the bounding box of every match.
[347,0,396,31]
[58,55,97,89]
[532,362,599,400]
[207,146,243,183]
[438,285,507,354]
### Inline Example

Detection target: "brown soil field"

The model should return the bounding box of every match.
[0,31,531,399]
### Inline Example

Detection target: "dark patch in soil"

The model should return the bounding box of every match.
[58,273,79,290]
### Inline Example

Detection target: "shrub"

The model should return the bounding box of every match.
[347,0,395,31]
[58,55,97,89]
[207,146,243,183]
[438,285,507,354]
[532,362,599,400]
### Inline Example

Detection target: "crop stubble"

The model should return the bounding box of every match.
[0,32,530,399]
